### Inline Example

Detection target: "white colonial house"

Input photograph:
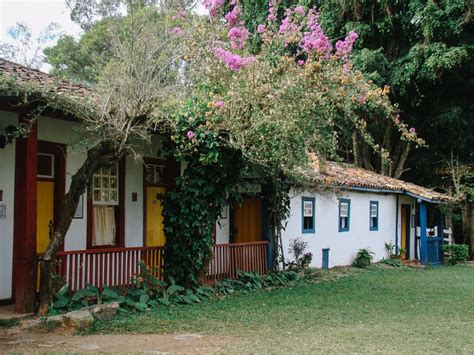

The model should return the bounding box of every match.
[0,59,450,313]
[279,162,450,268]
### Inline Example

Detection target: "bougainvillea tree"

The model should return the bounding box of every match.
[160,0,424,285]
[1,0,425,304]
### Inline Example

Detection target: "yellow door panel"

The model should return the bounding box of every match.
[146,186,166,247]
[401,206,408,251]
[37,181,54,254]
[234,197,262,243]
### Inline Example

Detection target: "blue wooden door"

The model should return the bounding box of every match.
[322,248,330,269]
[427,237,443,265]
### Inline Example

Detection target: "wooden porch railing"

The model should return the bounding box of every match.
[205,241,269,283]
[47,241,269,296]
[53,246,164,296]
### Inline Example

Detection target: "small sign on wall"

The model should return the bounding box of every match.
[73,194,84,219]
[0,204,6,219]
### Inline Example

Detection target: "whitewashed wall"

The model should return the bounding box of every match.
[37,117,163,250]
[0,111,18,300]
[38,117,88,250]
[216,206,230,244]
[282,188,398,268]
[124,156,143,247]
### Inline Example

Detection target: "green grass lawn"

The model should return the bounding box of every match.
[91,266,474,353]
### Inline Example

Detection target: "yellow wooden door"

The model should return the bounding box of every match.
[37,181,54,253]
[401,205,408,251]
[37,180,54,290]
[234,197,262,243]
[146,186,166,246]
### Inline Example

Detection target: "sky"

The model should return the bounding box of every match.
[0,0,207,72]
[0,0,82,41]
[0,0,82,71]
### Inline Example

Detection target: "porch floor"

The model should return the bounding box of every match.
[403,259,423,268]
[0,305,33,321]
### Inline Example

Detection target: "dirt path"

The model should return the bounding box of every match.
[0,327,234,353]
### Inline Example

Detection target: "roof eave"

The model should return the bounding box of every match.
[342,186,446,204]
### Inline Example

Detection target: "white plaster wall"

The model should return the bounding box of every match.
[282,189,398,268]
[38,117,168,250]
[0,111,18,300]
[216,206,230,244]
[124,155,143,247]
[38,117,88,250]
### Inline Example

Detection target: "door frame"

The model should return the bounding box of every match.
[86,158,126,249]
[142,157,168,247]
[401,204,411,259]
[37,141,66,229]
[229,194,264,244]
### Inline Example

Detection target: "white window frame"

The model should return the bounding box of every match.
[370,204,378,218]
[145,163,166,185]
[37,153,55,179]
[340,202,349,217]
[92,166,119,206]
[303,201,313,217]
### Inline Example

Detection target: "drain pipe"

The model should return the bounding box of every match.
[395,195,399,254]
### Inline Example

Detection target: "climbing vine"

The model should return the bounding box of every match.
[162,103,247,286]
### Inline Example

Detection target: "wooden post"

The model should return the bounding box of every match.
[419,201,428,264]
[13,119,38,313]
[437,209,445,263]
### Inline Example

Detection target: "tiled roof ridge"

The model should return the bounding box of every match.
[0,58,90,90]
[0,58,94,102]
[304,160,450,202]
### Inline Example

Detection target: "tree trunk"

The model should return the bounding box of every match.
[361,141,373,171]
[393,142,412,179]
[381,120,393,175]
[462,201,474,259]
[352,132,362,167]
[38,144,120,315]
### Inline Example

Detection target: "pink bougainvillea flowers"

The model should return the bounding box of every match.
[187,130,196,139]
[228,26,249,49]
[171,26,184,36]
[335,30,359,58]
[294,5,305,16]
[213,47,256,71]
[202,0,225,17]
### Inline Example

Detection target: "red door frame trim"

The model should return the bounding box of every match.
[142,157,167,247]
[86,158,126,249]
[12,116,38,313]
[37,140,66,245]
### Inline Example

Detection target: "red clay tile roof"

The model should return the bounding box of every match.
[302,161,451,203]
[0,61,453,203]
[0,58,94,101]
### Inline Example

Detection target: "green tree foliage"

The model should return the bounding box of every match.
[44,20,113,84]
[315,0,473,183]
[238,0,473,181]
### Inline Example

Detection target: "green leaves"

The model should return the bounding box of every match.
[443,244,469,265]
[167,284,184,295]
[353,248,375,268]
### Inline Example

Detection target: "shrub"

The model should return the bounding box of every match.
[384,242,395,258]
[50,262,310,315]
[380,258,404,268]
[443,244,469,265]
[353,248,374,268]
[287,238,313,270]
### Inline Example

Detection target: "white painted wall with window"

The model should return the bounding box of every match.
[37,117,163,251]
[0,111,18,300]
[281,189,398,268]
